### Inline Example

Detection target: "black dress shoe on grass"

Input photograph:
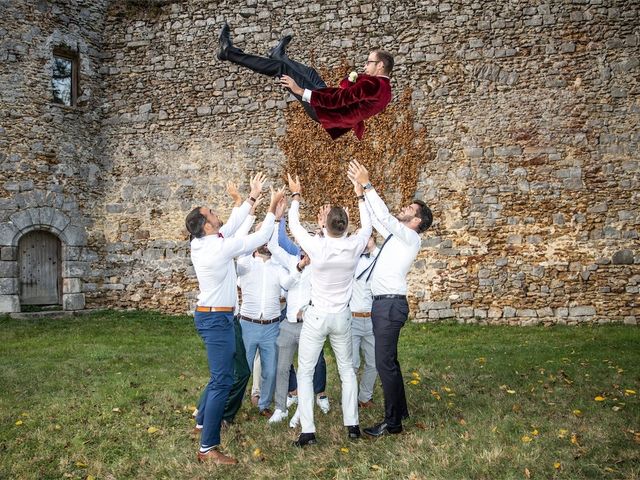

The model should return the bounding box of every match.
[364,421,403,437]
[293,432,317,447]
[217,22,231,60]
[347,425,361,440]
[268,34,292,59]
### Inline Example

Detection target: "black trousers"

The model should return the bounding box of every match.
[371,296,410,426]
[225,45,326,121]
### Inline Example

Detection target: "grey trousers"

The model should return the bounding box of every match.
[352,315,377,403]
[274,321,303,412]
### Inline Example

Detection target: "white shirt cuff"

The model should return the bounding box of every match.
[302,89,312,103]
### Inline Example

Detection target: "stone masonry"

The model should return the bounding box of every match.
[0,0,637,324]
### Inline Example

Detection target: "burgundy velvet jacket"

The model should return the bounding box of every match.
[309,74,392,140]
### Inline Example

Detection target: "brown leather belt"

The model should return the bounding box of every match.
[352,312,371,318]
[240,315,281,325]
[195,306,234,312]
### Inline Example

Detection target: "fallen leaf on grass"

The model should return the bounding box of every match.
[554,462,561,470]
[410,379,420,385]
[521,435,532,443]
[524,467,531,478]
[87,475,96,480]
[612,405,623,412]
[594,396,605,402]
[415,422,428,430]
[572,409,583,417]
[21,412,28,417]
[431,390,441,400]
[112,408,121,413]
[54,424,62,430]
[558,429,568,438]
[75,462,87,468]
[340,447,349,453]
[625,389,636,396]
[531,429,539,436]
[147,426,159,434]
[571,434,580,446]
[371,465,381,471]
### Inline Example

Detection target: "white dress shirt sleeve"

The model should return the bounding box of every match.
[302,89,312,103]
[220,213,276,259]
[220,201,251,238]
[365,188,417,245]
[268,221,299,273]
[236,254,251,276]
[288,200,319,257]
[354,199,373,253]
[235,214,256,238]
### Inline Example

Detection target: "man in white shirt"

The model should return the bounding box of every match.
[350,234,379,409]
[287,173,372,447]
[236,241,290,417]
[185,174,284,464]
[348,160,433,437]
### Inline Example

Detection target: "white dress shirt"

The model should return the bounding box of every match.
[349,248,379,313]
[364,189,421,296]
[288,199,372,313]
[237,255,289,320]
[190,202,275,307]
[268,222,312,323]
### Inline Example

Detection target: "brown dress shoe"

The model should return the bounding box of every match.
[358,400,375,409]
[259,408,272,417]
[251,395,260,407]
[197,448,238,465]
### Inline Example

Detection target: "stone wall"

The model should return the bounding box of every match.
[1,0,638,323]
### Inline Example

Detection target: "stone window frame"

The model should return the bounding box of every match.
[51,47,80,107]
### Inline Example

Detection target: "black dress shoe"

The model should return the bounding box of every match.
[363,421,403,437]
[293,432,317,448]
[347,425,361,440]
[217,22,232,60]
[267,34,292,59]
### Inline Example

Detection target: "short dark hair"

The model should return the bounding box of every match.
[373,50,394,75]
[185,207,206,239]
[326,206,348,236]
[412,199,433,233]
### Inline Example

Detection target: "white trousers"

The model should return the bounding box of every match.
[298,305,358,433]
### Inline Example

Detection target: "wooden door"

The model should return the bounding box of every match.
[18,231,62,305]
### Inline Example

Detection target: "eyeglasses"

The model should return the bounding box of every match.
[365,60,380,65]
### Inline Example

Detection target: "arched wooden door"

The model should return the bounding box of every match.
[18,231,62,305]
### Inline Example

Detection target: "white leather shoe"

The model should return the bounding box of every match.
[286,394,298,408]
[268,408,288,424]
[289,407,300,428]
[316,395,330,414]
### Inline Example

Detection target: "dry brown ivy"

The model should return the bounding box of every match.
[278,65,431,225]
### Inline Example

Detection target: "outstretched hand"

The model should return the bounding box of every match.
[280,75,304,96]
[249,172,267,199]
[269,186,286,214]
[226,181,242,207]
[250,193,263,215]
[347,160,370,187]
[287,173,302,195]
[317,204,331,230]
[275,196,287,220]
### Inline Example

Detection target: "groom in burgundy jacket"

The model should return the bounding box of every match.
[217,23,393,140]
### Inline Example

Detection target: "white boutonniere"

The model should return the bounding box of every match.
[348,71,358,83]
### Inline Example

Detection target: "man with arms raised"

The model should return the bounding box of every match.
[347,160,433,437]
[286,173,372,447]
[185,173,285,464]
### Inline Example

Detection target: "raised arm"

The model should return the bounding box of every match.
[348,160,416,245]
[287,173,319,256]
[268,217,299,273]
[220,172,266,238]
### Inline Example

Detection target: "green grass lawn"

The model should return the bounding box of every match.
[1,311,638,480]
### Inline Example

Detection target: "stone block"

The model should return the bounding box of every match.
[61,225,87,246]
[0,294,19,313]
[1,246,17,261]
[0,277,18,295]
[50,211,70,233]
[623,316,637,325]
[63,293,85,311]
[9,210,33,231]
[422,301,451,310]
[503,306,516,318]
[569,306,596,316]
[63,277,83,294]
[474,308,487,318]
[488,307,502,318]
[37,206,56,227]
[63,261,90,277]
[0,261,17,277]
[537,307,553,317]
[516,309,537,317]
[459,307,474,318]
[612,249,634,264]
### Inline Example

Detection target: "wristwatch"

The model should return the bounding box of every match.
[362,182,373,190]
